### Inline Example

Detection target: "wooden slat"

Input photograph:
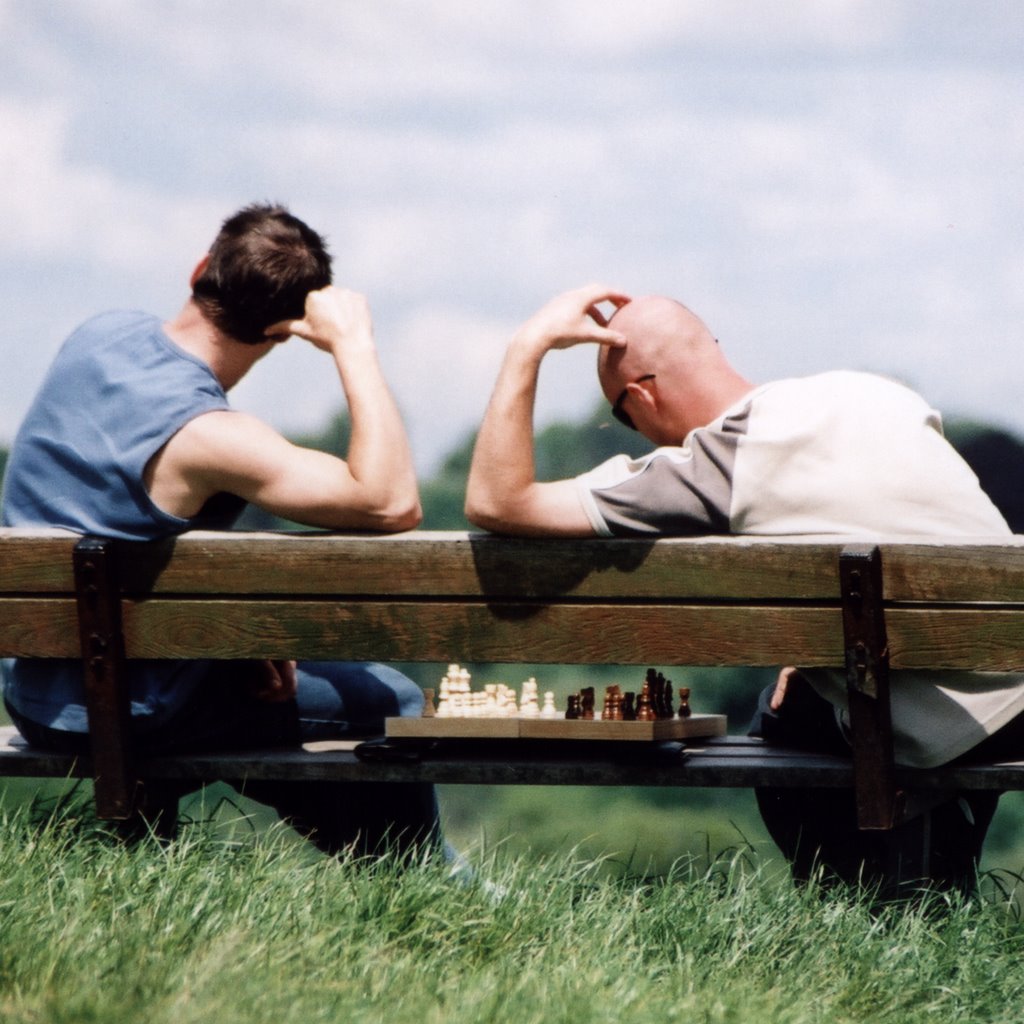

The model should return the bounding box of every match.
[0,598,82,656]
[888,608,1024,671]
[8,529,1024,602]
[881,540,1024,603]
[0,529,79,592]
[111,531,849,600]
[122,598,843,664]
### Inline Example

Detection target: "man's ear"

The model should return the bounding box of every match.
[189,254,211,289]
[628,378,658,415]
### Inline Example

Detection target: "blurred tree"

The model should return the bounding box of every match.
[944,418,1024,532]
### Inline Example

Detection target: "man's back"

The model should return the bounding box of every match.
[2,310,242,539]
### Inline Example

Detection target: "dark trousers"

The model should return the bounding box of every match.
[748,675,1010,896]
[9,660,441,859]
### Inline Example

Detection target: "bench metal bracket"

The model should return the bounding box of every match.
[73,536,137,819]
[840,544,904,830]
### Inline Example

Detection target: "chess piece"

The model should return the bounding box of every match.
[437,674,452,717]
[580,686,596,720]
[636,681,655,721]
[519,676,540,717]
[565,694,581,720]
[677,687,692,718]
[541,691,558,718]
[422,687,436,717]
[602,685,622,721]
[622,692,636,721]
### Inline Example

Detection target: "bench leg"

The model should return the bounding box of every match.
[112,780,182,843]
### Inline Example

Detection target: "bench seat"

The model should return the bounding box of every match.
[5,725,1023,794]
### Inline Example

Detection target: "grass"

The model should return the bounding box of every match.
[3,792,1024,1023]
[6,664,1024,1023]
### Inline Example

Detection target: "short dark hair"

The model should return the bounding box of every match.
[191,203,333,344]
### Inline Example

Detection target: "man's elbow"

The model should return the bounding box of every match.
[464,494,526,535]
[375,497,422,533]
[464,493,497,532]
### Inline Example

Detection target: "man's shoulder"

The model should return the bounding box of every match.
[59,310,161,356]
[754,371,930,415]
[69,309,158,335]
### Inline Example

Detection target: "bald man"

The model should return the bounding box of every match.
[466,284,1024,894]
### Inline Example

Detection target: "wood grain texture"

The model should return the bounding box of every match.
[7,530,1024,669]
[0,598,81,656]
[0,529,79,591]
[105,531,850,599]
[120,599,844,665]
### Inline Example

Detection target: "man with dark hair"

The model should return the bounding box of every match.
[465,284,1024,892]
[2,203,440,857]
[191,203,333,344]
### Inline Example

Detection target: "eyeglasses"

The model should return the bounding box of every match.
[610,374,655,431]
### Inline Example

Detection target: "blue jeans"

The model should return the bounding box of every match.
[9,660,441,858]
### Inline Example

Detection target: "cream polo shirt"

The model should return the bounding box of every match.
[575,370,1022,768]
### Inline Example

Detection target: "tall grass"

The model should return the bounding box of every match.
[2,795,1024,1024]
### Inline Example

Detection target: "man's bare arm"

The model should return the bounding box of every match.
[464,284,629,536]
[148,287,421,532]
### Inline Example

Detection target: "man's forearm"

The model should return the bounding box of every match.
[465,336,545,524]
[465,284,629,534]
[335,345,420,527]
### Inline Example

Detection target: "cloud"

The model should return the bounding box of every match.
[0,96,222,275]
[1,0,1022,469]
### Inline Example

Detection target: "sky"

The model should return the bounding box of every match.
[1,0,1022,474]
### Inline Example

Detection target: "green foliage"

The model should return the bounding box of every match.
[534,404,653,481]
[420,429,477,529]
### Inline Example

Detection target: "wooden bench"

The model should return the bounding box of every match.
[3,527,1024,842]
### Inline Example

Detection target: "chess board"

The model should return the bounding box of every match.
[385,713,726,742]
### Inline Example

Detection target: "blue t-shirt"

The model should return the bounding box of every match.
[1,310,246,731]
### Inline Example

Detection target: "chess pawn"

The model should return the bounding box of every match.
[541,691,558,718]
[565,694,581,720]
[677,687,692,718]
[636,682,655,721]
[422,688,436,717]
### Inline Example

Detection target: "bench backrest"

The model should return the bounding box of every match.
[5,529,1024,667]
[3,528,1024,827]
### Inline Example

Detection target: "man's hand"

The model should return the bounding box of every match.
[249,659,298,703]
[265,286,373,355]
[464,284,631,537]
[513,284,631,355]
[771,665,800,711]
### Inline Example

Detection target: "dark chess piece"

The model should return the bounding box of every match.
[677,687,692,718]
[580,686,596,720]
[636,681,655,721]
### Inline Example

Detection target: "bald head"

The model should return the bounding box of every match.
[597,295,753,442]
[598,296,718,397]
